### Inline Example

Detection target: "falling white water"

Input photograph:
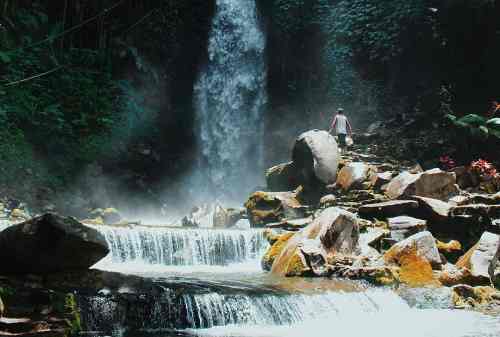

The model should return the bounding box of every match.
[91,226,267,273]
[80,286,500,335]
[193,0,267,199]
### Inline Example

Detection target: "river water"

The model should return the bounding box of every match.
[86,224,500,337]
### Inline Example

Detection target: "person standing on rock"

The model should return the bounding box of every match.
[329,108,352,149]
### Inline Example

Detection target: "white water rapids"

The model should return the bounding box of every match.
[85,224,500,336]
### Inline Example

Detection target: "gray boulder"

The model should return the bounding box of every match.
[292,130,339,186]
[387,216,427,241]
[0,213,109,274]
[456,231,500,285]
[386,168,458,201]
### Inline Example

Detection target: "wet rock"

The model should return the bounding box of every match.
[330,266,399,286]
[87,208,123,226]
[384,231,442,270]
[213,206,245,228]
[101,208,122,225]
[387,216,427,241]
[452,285,500,313]
[245,190,306,227]
[386,169,458,201]
[358,200,419,220]
[0,213,109,274]
[271,207,359,277]
[336,162,376,191]
[456,232,500,286]
[319,194,337,208]
[262,232,295,271]
[292,130,339,185]
[265,162,299,191]
[182,204,215,228]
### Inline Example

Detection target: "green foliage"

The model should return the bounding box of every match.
[446,114,500,140]
[0,3,147,189]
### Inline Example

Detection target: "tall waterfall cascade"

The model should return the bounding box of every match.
[193,0,267,199]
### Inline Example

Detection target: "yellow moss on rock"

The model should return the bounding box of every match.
[284,251,309,277]
[385,244,440,287]
[452,285,500,309]
[262,232,295,271]
[437,240,462,253]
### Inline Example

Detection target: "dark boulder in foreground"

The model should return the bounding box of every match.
[0,213,109,274]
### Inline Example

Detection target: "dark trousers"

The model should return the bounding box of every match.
[338,133,347,148]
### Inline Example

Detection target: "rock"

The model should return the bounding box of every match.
[0,213,109,274]
[330,266,399,286]
[452,166,474,189]
[450,204,500,221]
[271,207,360,277]
[266,162,298,192]
[263,229,280,245]
[319,194,336,208]
[292,130,339,185]
[437,240,462,254]
[387,216,427,241]
[358,200,419,220]
[359,227,388,256]
[452,285,500,312]
[261,232,295,271]
[102,208,122,225]
[456,231,500,286]
[336,162,376,191]
[384,231,442,270]
[213,206,245,228]
[438,264,473,286]
[245,190,306,228]
[386,169,458,201]
[182,204,215,228]
[370,171,393,191]
[266,217,313,231]
[412,196,451,222]
[9,209,29,221]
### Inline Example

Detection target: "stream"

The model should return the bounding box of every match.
[83,224,500,337]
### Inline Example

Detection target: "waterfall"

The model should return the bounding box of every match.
[92,226,267,272]
[193,0,267,199]
[79,287,500,336]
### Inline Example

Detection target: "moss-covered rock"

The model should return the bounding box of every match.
[261,232,295,271]
[452,285,500,313]
[245,190,305,227]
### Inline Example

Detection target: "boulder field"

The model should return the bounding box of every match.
[252,129,500,310]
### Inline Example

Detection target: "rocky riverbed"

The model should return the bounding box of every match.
[1,129,500,337]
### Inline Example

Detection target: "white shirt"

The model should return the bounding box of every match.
[334,115,348,134]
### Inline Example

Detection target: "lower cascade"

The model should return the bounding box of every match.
[79,285,500,336]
